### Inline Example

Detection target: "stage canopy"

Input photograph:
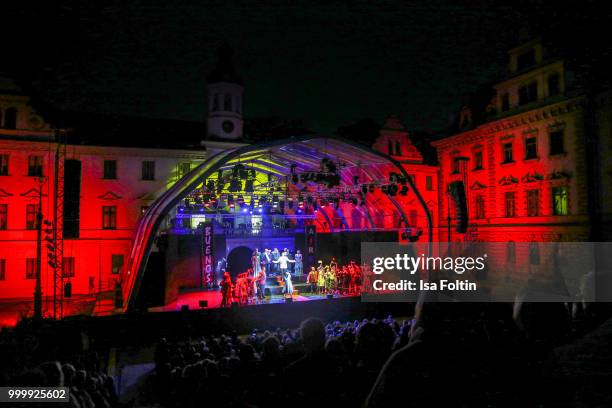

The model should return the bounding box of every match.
[121,135,432,311]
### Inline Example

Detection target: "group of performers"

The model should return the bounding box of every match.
[251,248,303,276]
[220,248,303,307]
[306,259,362,295]
[220,254,363,307]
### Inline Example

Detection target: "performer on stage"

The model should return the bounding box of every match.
[220,272,234,307]
[262,249,272,274]
[283,269,294,295]
[316,261,325,294]
[307,266,318,293]
[294,250,303,276]
[252,249,261,274]
[330,257,338,272]
[256,268,267,301]
[273,251,295,294]
[271,248,280,274]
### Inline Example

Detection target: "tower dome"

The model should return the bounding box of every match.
[206,43,244,140]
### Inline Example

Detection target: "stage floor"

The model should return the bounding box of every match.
[148,290,357,312]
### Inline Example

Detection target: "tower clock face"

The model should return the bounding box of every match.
[222,120,235,134]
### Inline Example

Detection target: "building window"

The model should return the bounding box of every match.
[26,258,36,279]
[0,154,8,175]
[525,137,538,160]
[552,186,569,215]
[529,242,540,265]
[395,141,402,156]
[527,189,540,217]
[0,259,5,280]
[426,176,433,191]
[507,241,516,264]
[502,142,514,163]
[548,73,560,96]
[142,161,155,180]
[28,155,43,177]
[4,108,17,129]
[387,140,393,155]
[517,49,535,71]
[102,206,117,229]
[475,195,485,219]
[62,257,75,278]
[501,93,510,112]
[179,162,191,178]
[518,82,538,106]
[451,157,463,174]
[212,94,220,111]
[504,192,516,217]
[549,130,565,155]
[473,150,483,170]
[0,204,7,230]
[224,93,232,111]
[112,254,124,275]
[103,160,117,179]
[26,204,38,230]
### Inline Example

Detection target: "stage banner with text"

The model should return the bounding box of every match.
[305,225,317,270]
[361,242,612,302]
[202,221,214,287]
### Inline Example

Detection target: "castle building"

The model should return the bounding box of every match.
[0,68,241,320]
[432,38,612,269]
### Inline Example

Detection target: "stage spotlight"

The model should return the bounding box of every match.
[388,184,398,196]
[229,178,242,192]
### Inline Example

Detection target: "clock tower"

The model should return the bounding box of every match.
[207,43,244,140]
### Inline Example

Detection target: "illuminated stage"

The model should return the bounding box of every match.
[149,288,351,312]
[122,135,435,316]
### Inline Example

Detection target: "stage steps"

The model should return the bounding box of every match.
[264,274,310,296]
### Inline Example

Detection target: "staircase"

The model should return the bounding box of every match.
[265,274,312,296]
[92,291,117,316]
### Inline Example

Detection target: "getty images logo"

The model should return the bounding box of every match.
[371,253,487,275]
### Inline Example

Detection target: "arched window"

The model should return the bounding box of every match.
[387,140,393,155]
[4,108,17,129]
[212,94,220,111]
[395,141,402,156]
[224,93,232,111]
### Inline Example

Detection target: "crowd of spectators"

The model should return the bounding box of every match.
[142,301,605,407]
[0,300,607,407]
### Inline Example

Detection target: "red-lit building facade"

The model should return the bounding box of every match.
[433,38,612,249]
[0,76,242,320]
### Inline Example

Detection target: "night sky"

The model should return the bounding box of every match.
[5,1,611,134]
